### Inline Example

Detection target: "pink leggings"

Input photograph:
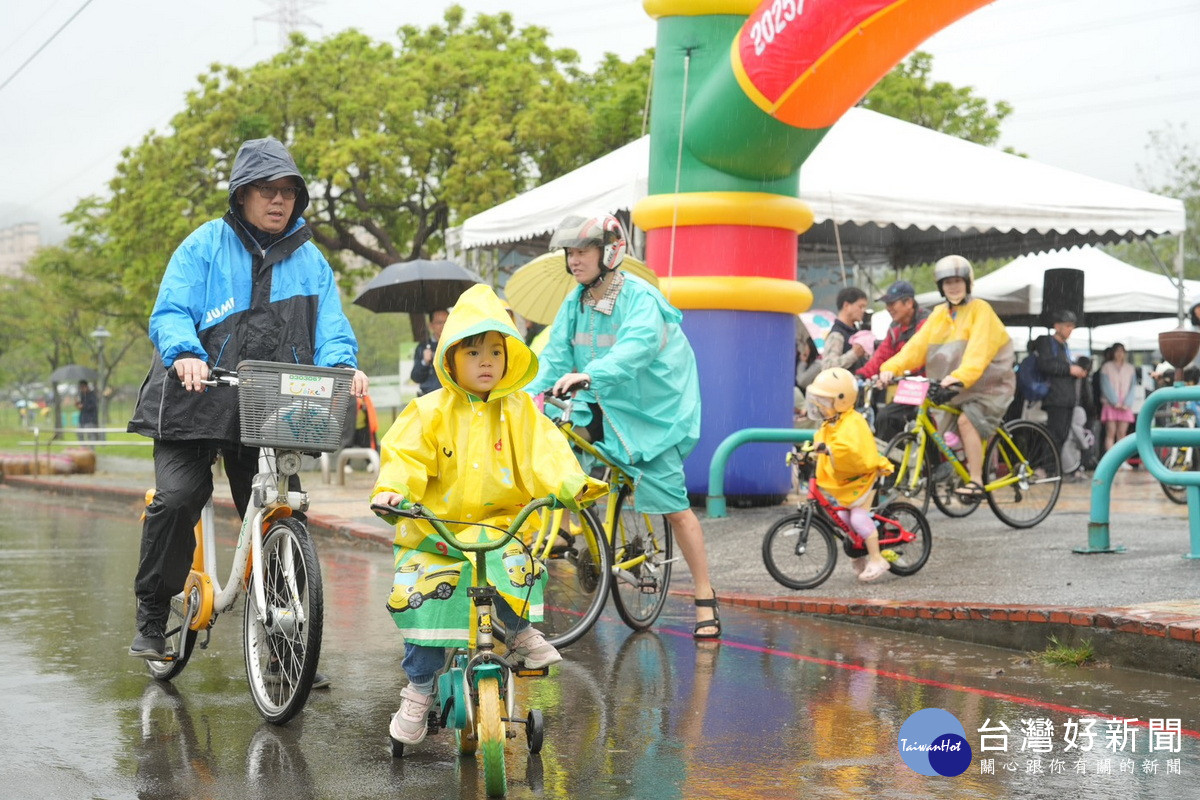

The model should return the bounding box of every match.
[837,507,877,540]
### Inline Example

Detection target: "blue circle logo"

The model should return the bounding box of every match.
[897,708,973,776]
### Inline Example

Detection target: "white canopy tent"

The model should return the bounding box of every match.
[459,107,1186,269]
[913,246,1200,328]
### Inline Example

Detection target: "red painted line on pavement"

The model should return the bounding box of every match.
[660,627,1200,740]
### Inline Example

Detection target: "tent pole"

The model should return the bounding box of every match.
[1178,232,1188,325]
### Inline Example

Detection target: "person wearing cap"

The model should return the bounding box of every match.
[126,137,368,681]
[858,280,930,441]
[1034,308,1089,456]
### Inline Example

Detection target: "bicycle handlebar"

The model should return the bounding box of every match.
[371,497,561,553]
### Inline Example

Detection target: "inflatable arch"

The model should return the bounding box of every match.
[634,0,993,499]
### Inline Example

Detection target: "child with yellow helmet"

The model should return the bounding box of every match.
[805,367,895,582]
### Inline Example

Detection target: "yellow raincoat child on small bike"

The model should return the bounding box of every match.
[371,283,605,746]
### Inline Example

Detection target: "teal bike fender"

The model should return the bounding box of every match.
[438,667,468,729]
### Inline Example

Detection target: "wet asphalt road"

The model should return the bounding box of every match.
[4,488,1200,800]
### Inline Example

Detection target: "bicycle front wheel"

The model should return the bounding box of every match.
[244,517,324,725]
[876,501,932,576]
[609,489,674,631]
[881,432,930,516]
[761,510,838,590]
[531,506,612,648]
[477,676,507,797]
[984,420,1062,529]
[146,591,199,681]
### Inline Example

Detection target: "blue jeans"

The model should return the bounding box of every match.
[402,598,530,695]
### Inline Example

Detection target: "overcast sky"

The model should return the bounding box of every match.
[1,0,1197,243]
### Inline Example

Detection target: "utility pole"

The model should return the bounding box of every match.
[255,0,322,49]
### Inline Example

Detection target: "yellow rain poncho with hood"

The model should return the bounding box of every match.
[372,284,605,646]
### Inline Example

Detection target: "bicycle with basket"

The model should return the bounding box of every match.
[144,360,355,725]
[762,441,933,590]
[371,498,558,798]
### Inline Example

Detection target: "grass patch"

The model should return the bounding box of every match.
[1032,635,1095,667]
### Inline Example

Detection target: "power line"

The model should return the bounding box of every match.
[0,0,97,95]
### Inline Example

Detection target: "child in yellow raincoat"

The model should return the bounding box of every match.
[805,368,895,582]
[371,284,605,747]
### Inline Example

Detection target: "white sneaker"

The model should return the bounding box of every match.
[508,627,562,669]
[389,685,435,745]
[850,556,867,576]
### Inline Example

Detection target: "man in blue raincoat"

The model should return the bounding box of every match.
[530,213,721,639]
[127,137,367,678]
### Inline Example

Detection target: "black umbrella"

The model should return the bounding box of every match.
[353,260,484,314]
[50,364,98,383]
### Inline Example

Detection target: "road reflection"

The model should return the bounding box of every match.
[3,489,1200,799]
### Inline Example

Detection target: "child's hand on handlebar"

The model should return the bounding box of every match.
[371,492,412,525]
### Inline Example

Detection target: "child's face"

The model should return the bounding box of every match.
[451,330,507,397]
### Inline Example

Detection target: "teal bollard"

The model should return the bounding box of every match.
[1082,383,1200,558]
[706,428,814,518]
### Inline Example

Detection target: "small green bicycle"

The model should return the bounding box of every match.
[372,498,559,798]
[881,376,1062,528]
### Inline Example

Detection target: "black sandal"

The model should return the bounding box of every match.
[954,480,986,500]
[693,592,722,640]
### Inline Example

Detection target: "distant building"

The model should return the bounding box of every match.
[0,222,40,277]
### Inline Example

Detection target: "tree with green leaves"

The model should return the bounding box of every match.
[73,7,650,327]
[861,51,1013,147]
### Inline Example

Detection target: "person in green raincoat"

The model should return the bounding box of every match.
[529,212,721,640]
[371,283,605,747]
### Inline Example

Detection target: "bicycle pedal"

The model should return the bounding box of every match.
[514,666,550,678]
[638,579,659,594]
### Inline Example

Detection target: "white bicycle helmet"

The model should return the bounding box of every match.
[549,213,628,275]
[934,254,974,299]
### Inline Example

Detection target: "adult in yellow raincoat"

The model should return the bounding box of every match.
[371,283,604,747]
[878,255,1015,499]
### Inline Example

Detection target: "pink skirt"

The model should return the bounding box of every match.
[1101,404,1135,424]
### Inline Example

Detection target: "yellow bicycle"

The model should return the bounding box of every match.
[882,376,1062,528]
[517,391,676,648]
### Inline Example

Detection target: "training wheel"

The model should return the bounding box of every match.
[525,709,545,754]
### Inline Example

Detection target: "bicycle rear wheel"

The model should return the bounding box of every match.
[244,517,324,725]
[528,506,611,648]
[146,591,198,681]
[881,432,930,516]
[609,488,674,631]
[1157,423,1192,505]
[984,420,1062,528]
[876,501,932,576]
[761,510,838,590]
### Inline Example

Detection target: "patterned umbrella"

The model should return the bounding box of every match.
[798,309,838,352]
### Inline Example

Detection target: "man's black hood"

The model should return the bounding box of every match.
[228,137,310,230]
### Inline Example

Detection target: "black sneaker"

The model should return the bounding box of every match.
[129,630,166,659]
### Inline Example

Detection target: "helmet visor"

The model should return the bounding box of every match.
[549,215,603,251]
[805,395,835,421]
